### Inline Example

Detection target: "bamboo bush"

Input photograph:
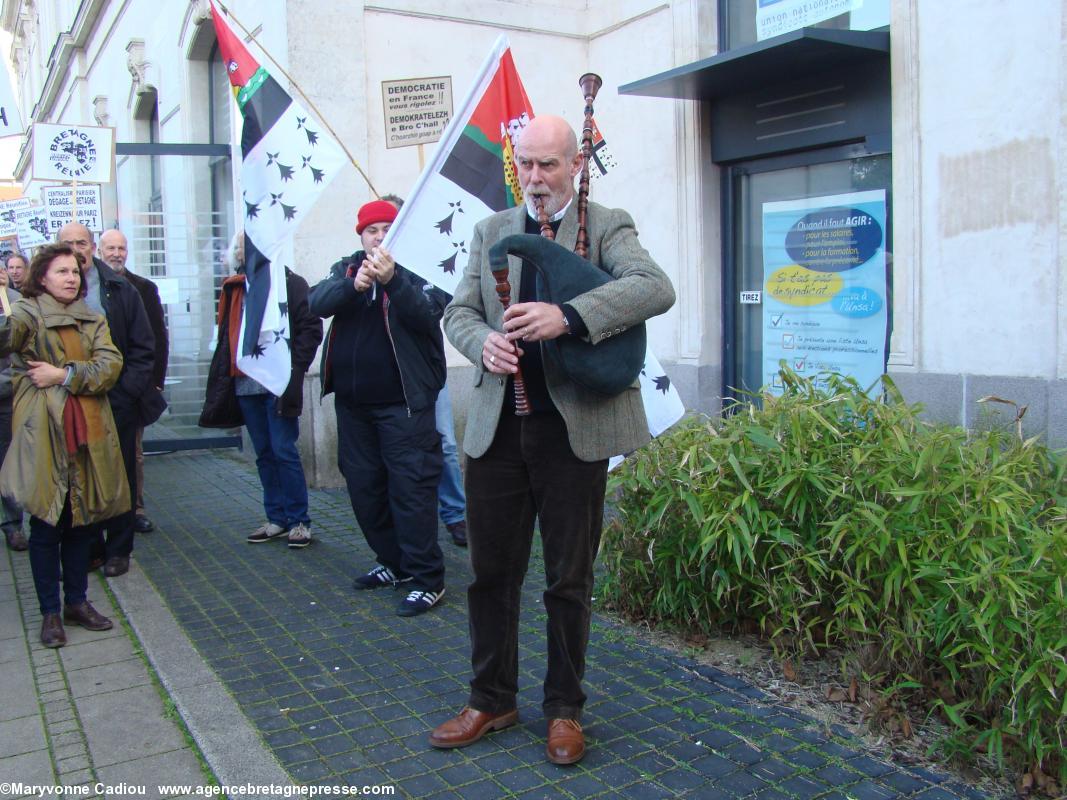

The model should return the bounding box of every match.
[602,370,1067,784]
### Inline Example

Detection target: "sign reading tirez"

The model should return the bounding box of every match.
[381,76,453,150]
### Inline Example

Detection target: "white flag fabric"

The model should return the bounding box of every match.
[213,3,347,396]
[383,35,533,296]
[609,350,686,470]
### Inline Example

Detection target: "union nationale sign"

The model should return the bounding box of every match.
[32,123,115,183]
[382,77,453,150]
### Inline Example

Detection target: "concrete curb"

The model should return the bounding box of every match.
[108,560,292,793]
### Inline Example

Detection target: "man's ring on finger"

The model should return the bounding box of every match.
[490,355,496,365]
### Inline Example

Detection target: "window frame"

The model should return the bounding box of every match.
[721,141,892,403]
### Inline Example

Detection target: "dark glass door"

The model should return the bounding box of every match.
[727,151,892,399]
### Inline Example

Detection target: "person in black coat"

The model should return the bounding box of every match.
[200,232,323,548]
[99,228,169,534]
[59,223,161,578]
[309,200,447,617]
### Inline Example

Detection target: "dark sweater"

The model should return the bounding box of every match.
[309,253,447,412]
[504,215,588,413]
[335,281,404,406]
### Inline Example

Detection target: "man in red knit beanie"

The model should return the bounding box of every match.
[308,199,448,616]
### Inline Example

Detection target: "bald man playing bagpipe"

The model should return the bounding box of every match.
[433,113,675,764]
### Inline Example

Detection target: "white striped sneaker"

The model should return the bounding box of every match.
[353,565,411,590]
[397,588,444,617]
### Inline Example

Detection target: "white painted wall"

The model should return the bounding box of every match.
[589,4,679,355]
[0,28,20,180]
[915,0,1062,379]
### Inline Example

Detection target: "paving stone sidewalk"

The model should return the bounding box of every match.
[1,534,207,796]
[119,449,991,799]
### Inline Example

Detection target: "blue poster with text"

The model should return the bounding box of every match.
[761,189,888,395]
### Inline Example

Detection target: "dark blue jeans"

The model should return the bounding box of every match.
[335,400,444,592]
[237,393,310,529]
[435,383,466,526]
[29,504,94,615]
[465,411,608,721]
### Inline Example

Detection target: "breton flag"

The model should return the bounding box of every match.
[384,35,533,296]
[211,3,346,396]
[586,118,618,184]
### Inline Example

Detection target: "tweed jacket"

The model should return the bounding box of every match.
[444,201,675,462]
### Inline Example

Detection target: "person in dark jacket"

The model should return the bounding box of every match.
[0,268,23,551]
[200,232,323,547]
[99,228,168,534]
[59,223,160,578]
[0,243,127,647]
[309,200,447,617]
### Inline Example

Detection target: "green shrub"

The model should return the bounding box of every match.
[602,370,1067,784]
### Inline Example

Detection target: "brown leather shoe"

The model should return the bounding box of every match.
[4,528,27,551]
[429,707,518,749]
[40,613,66,648]
[63,601,113,631]
[103,556,129,577]
[546,718,585,764]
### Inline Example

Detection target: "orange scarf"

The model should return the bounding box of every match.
[57,326,106,454]
[219,275,246,377]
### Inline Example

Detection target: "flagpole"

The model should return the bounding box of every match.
[215,2,379,198]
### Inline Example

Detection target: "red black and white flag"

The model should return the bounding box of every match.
[384,35,533,296]
[586,117,618,183]
[211,3,346,395]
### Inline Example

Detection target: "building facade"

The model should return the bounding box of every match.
[3,0,1064,486]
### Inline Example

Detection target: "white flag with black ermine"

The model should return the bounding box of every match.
[212,3,347,395]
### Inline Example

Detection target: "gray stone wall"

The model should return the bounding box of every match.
[294,366,1065,491]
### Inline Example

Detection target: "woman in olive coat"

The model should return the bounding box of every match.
[0,244,127,647]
